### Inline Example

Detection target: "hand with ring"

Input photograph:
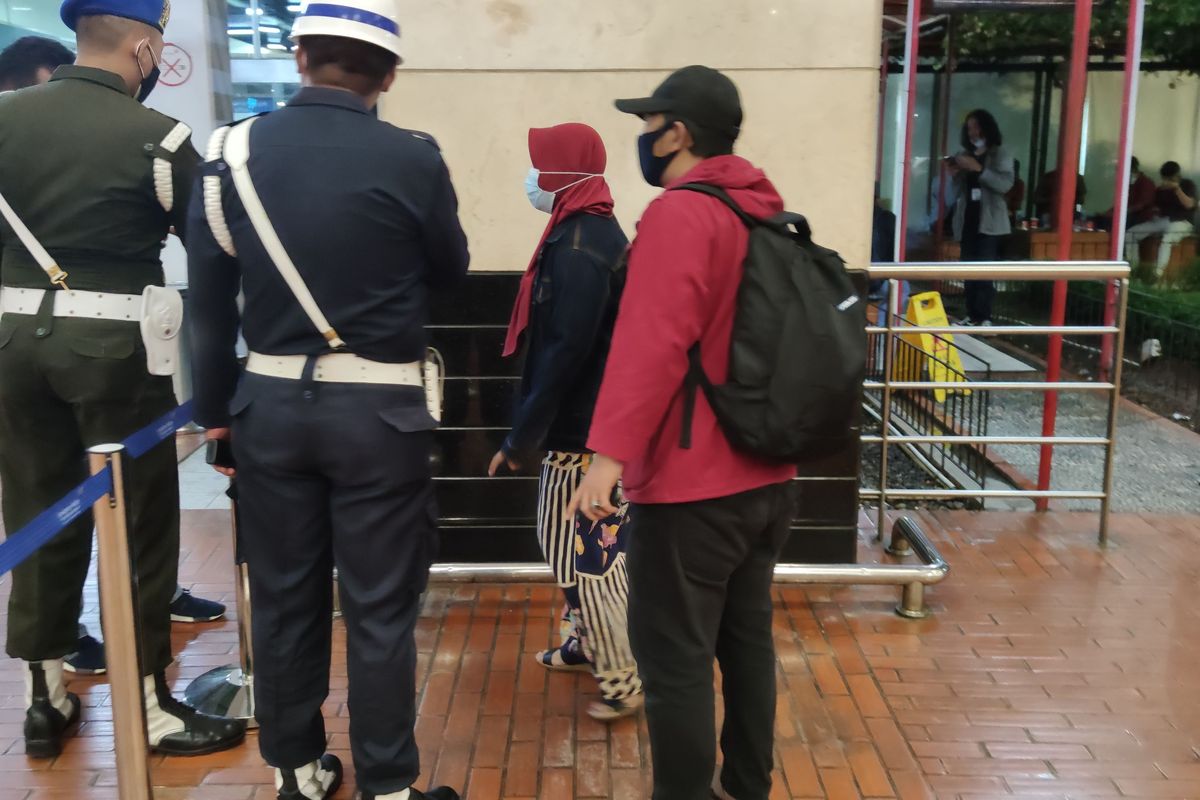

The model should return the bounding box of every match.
[567,454,625,522]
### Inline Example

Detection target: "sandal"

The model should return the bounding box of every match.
[586,691,644,722]
[535,636,593,672]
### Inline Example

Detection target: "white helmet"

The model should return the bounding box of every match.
[291,1,403,61]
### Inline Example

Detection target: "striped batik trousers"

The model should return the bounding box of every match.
[537,452,641,701]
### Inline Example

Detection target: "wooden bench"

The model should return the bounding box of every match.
[1138,235,1198,284]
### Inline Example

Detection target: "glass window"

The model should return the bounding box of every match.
[0,3,74,50]
[228,0,300,120]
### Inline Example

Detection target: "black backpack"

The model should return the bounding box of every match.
[675,183,867,463]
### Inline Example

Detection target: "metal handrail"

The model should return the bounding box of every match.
[860,489,1106,500]
[429,515,949,618]
[867,261,1129,280]
[866,325,1120,335]
[864,261,1129,545]
[866,380,1112,391]
[861,435,1108,446]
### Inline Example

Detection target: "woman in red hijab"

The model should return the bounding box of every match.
[489,123,642,721]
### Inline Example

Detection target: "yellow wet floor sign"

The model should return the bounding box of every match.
[900,291,970,403]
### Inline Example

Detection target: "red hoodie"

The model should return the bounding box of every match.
[587,155,797,504]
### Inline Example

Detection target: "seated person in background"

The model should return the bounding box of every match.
[1099,157,1157,229]
[1034,168,1087,225]
[1125,161,1197,280]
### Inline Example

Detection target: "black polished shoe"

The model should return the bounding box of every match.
[25,691,81,759]
[149,674,246,757]
[278,753,342,800]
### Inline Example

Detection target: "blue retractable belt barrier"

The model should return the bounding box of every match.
[0,401,196,578]
[0,471,113,577]
[124,401,195,459]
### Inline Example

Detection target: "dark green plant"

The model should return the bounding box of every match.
[949,0,1200,75]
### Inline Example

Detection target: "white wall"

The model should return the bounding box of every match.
[380,0,885,271]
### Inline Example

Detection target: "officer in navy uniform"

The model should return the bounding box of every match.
[187,2,470,798]
[0,0,245,759]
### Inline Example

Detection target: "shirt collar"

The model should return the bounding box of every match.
[287,87,371,114]
[50,65,130,96]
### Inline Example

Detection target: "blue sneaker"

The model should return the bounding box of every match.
[170,589,226,623]
[64,635,106,675]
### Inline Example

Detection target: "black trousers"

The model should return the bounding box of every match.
[961,231,1004,324]
[627,482,795,800]
[232,374,438,795]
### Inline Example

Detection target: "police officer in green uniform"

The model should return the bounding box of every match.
[0,0,245,759]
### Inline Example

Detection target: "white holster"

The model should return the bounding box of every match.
[140,285,184,377]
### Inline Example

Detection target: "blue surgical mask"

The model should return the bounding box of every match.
[525,168,555,213]
[134,39,161,103]
[638,123,679,187]
[971,137,987,151]
[524,167,601,214]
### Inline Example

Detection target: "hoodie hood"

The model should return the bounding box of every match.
[666,154,784,220]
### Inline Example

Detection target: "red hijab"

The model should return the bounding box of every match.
[502,123,615,357]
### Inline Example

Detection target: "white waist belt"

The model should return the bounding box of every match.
[0,287,141,321]
[246,351,423,386]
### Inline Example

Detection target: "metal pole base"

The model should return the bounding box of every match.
[885,538,912,557]
[895,582,930,619]
[184,666,258,728]
[895,602,931,619]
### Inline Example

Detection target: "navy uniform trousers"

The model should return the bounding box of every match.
[231,372,438,796]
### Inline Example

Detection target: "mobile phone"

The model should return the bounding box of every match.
[205,438,236,470]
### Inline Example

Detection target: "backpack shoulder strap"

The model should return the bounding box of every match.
[224,117,346,351]
[680,344,718,450]
[672,183,758,228]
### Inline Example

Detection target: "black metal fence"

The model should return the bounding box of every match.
[865,325,992,488]
[943,280,1200,424]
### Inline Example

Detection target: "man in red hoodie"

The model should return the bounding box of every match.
[569,66,797,800]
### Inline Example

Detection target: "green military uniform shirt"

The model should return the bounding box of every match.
[0,64,199,293]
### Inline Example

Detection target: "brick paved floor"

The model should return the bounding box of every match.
[0,508,1198,799]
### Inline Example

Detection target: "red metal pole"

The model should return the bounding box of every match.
[1036,0,1094,510]
[1100,0,1145,381]
[896,0,922,261]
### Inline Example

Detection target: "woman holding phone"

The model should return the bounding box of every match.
[946,109,1015,326]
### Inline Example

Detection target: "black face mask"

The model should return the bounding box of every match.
[638,122,679,187]
[135,41,161,103]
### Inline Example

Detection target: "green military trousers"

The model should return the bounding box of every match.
[0,305,179,675]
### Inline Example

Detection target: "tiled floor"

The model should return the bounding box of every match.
[1,507,1199,799]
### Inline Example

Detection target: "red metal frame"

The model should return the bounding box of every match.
[896,0,923,261]
[1100,0,1145,381]
[1035,0,1095,510]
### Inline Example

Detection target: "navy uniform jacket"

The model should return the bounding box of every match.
[187,87,470,428]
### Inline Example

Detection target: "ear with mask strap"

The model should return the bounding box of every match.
[134,39,161,103]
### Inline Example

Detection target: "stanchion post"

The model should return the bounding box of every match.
[88,444,153,800]
[184,495,256,724]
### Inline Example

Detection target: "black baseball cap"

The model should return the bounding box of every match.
[615,65,743,141]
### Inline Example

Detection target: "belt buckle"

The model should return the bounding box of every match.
[48,265,70,292]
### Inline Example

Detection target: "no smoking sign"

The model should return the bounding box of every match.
[158,43,192,88]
